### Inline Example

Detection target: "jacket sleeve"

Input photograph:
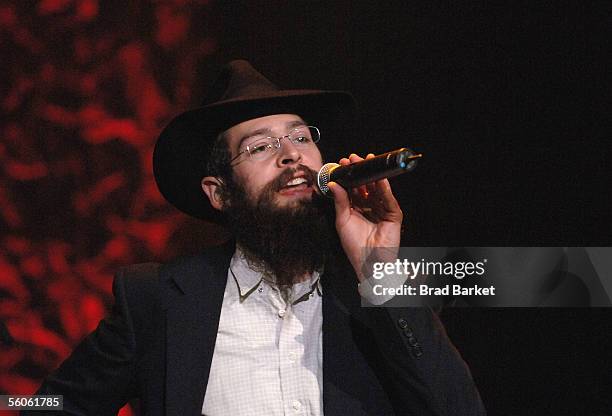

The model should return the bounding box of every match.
[22,264,159,416]
[329,251,486,416]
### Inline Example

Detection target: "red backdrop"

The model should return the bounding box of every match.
[1,1,222,414]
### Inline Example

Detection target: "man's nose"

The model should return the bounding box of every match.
[275,139,302,167]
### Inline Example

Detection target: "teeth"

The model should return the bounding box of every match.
[286,177,307,186]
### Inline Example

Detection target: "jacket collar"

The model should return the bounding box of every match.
[162,240,234,415]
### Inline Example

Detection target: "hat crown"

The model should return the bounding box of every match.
[203,60,280,105]
[154,60,354,221]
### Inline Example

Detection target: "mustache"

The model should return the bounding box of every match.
[268,165,318,192]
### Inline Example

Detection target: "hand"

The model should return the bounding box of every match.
[328,153,403,282]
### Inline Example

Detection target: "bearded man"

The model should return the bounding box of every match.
[27,61,485,416]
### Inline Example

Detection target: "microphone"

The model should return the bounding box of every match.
[317,147,422,195]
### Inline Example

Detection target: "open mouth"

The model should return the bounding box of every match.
[278,176,313,194]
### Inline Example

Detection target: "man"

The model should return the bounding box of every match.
[27,61,485,415]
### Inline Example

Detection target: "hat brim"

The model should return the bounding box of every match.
[153,90,356,222]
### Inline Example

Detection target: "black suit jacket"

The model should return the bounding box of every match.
[27,242,485,415]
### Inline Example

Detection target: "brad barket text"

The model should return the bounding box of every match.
[371,258,487,280]
[372,284,496,297]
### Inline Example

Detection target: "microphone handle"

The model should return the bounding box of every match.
[331,148,420,189]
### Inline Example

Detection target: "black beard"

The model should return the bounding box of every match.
[221,165,335,288]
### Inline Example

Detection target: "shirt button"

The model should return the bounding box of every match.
[278,309,286,318]
[258,286,264,293]
[291,400,301,411]
[288,351,298,362]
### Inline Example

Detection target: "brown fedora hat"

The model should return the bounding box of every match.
[153,60,356,222]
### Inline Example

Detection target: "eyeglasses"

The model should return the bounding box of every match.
[229,126,320,165]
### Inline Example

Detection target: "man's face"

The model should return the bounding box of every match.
[224,114,323,207]
[203,113,332,286]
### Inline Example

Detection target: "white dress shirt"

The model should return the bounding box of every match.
[202,248,323,415]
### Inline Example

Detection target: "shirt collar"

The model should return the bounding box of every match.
[229,247,323,303]
[229,248,264,302]
[291,272,322,306]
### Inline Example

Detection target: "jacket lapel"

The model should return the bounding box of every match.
[322,261,397,416]
[323,285,365,414]
[163,243,233,415]
[322,263,369,415]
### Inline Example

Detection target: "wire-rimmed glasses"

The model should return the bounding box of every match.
[229,126,320,166]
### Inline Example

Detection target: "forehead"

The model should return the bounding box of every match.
[224,114,306,151]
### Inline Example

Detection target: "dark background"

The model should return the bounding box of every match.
[1,1,610,415]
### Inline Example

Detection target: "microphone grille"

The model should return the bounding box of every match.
[317,163,339,195]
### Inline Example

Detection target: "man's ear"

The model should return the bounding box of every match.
[201,176,225,211]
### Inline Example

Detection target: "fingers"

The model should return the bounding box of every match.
[364,154,377,196]
[345,154,369,198]
[327,181,351,225]
[377,178,402,221]
[337,152,403,223]
[343,153,377,200]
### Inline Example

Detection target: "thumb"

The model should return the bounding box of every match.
[328,182,351,224]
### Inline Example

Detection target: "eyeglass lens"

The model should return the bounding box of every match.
[246,126,319,160]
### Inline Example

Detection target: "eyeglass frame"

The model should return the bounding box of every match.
[228,125,321,166]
